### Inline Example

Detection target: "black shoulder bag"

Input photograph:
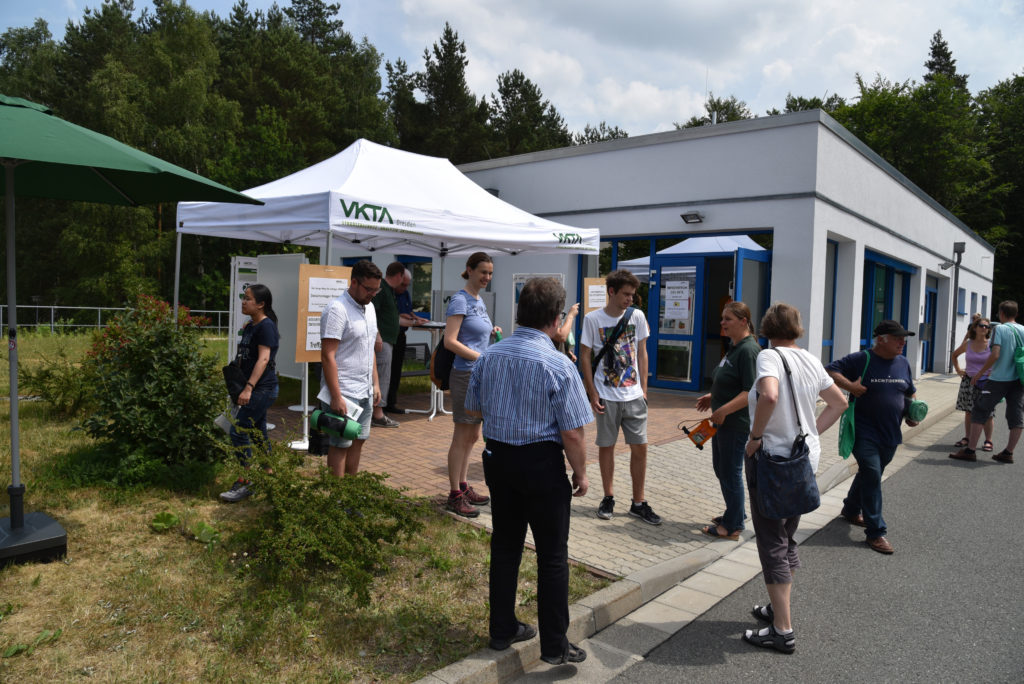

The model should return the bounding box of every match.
[591,306,635,375]
[754,348,821,520]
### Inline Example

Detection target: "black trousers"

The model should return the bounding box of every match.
[483,439,571,659]
[386,328,406,408]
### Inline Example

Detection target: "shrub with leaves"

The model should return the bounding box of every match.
[20,343,94,417]
[245,443,423,605]
[81,295,223,485]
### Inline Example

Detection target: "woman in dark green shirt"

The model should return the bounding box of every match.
[696,301,760,539]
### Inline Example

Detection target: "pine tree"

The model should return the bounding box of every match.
[924,29,968,90]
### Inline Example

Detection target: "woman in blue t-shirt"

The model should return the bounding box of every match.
[221,284,280,503]
[443,252,501,517]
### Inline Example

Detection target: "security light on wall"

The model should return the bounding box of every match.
[680,212,704,224]
[939,260,954,270]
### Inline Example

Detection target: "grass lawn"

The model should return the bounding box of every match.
[0,331,608,681]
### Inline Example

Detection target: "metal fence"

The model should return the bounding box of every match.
[0,305,231,334]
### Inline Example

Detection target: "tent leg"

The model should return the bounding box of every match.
[289,363,310,451]
[172,231,182,323]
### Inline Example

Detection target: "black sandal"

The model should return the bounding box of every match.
[743,624,795,654]
[751,604,774,623]
[540,642,587,665]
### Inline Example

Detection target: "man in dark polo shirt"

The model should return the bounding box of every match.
[370,262,404,428]
[827,320,920,554]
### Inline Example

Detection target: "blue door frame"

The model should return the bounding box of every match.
[922,287,938,372]
[648,255,704,391]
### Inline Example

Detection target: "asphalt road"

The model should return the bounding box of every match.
[612,411,1024,683]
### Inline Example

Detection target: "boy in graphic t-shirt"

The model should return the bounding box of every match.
[579,270,661,526]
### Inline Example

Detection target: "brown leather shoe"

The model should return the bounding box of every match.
[948,448,977,462]
[842,513,867,527]
[867,536,894,554]
[993,450,1014,464]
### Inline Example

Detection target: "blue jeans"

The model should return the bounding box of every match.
[842,436,897,539]
[711,426,746,531]
[230,385,279,467]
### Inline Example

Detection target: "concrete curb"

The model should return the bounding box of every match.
[416,386,957,684]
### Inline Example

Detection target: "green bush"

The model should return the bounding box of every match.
[19,343,93,417]
[81,295,224,485]
[244,444,423,605]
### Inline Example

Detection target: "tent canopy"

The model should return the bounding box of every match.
[177,138,599,257]
[620,235,764,280]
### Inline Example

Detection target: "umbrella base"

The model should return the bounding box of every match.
[0,512,67,566]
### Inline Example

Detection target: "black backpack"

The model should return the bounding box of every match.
[430,337,456,390]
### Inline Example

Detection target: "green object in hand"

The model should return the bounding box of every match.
[905,399,928,423]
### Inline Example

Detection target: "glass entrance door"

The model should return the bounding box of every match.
[735,247,772,341]
[648,256,703,391]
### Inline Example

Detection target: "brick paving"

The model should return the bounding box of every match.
[267,372,960,579]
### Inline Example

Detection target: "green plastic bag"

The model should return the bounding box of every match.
[838,403,856,459]
[838,351,871,459]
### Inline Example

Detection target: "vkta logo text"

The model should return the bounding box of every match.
[553,232,583,244]
[340,199,393,224]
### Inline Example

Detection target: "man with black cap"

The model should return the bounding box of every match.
[826,320,920,554]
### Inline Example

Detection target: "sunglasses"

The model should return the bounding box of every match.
[977,323,991,329]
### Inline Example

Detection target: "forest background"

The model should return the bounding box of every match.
[0,0,1021,309]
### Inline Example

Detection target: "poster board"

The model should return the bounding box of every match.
[512,273,565,331]
[295,264,351,363]
[257,254,308,380]
[583,277,607,314]
[228,256,258,362]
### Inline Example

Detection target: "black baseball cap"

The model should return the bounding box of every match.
[873,319,915,337]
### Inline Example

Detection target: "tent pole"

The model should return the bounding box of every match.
[172,231,182,324]
[5,162,24,529]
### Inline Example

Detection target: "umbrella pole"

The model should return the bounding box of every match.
[1,162,67,564]
[5,162,24,528]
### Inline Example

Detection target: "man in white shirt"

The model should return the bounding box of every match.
[579,270,661,525]
[320,260,382,476]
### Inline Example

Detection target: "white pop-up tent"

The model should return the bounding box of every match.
[620,235,765,281]
[176,138,600,258]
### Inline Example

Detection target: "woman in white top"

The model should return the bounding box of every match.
[742,302,847,654]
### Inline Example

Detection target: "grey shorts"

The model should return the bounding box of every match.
[450,369,482,425]
[375,341,393,407]
[320,396,372,448]
[595,396,648,447]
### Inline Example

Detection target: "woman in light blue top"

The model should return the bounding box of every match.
[444,252,501,517]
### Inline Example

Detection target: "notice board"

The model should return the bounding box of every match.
[583,277,607,314]
[295,264,351,363]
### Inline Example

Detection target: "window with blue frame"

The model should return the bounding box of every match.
[957,288,966,315]
[861,250,915,347]
[982,295,989,317]
[970,292,977,316]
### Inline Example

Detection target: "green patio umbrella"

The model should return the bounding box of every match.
[0,94,260,564]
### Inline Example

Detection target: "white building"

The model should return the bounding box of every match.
[444,109,993,391]
[341,110,991,391]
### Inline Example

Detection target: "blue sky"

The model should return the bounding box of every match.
[3,0,1022,136]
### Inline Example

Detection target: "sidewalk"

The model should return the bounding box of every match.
[268,372,960,683]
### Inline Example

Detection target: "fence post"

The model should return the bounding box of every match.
[50,306,54,334]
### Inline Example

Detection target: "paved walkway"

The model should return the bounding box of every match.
[269,372,960,581]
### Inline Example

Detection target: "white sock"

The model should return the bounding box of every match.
[773,624,793,635]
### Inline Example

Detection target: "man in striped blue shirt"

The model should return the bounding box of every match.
[467,277,593,666]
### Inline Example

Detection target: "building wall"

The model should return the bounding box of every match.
[460,110,993,379]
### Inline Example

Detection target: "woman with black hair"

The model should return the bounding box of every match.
[221,283,280,503]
